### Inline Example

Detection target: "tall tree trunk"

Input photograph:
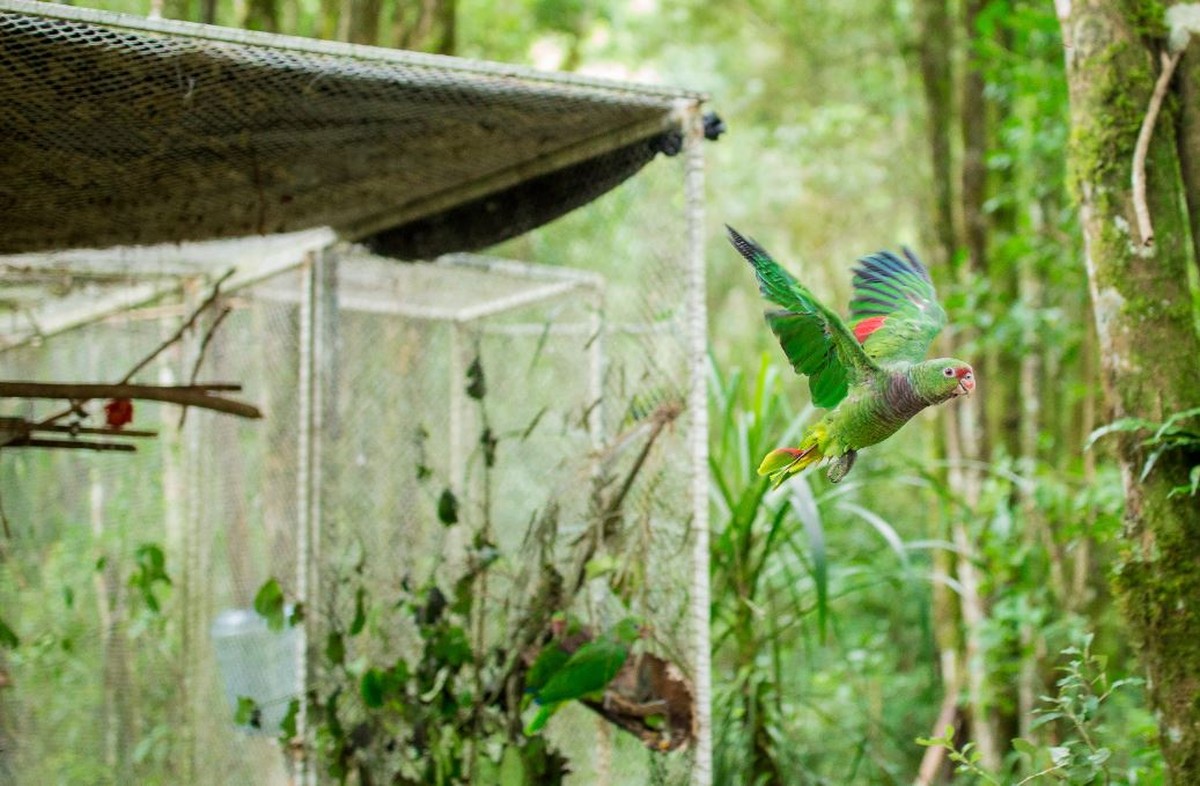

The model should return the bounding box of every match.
[1175,50,1200,278]
[916,0,958,268]
[960,0,989,279]
[436,0,455,55]
[244,0,280,32]
[1058,1,1200,780]
[348,0,383,44]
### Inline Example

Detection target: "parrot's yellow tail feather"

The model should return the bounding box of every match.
[758,445,822,488]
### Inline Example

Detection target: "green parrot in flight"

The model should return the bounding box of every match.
[524,616,642,735]
[726,226,975,486]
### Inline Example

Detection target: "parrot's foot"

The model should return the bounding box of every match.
[826,449,858,484]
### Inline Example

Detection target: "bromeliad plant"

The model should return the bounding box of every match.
[709,353,818,784]
[1086,406,1200,497]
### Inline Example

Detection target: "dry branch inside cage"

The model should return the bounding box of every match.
[502,399,696,752]
[0,269,262,453]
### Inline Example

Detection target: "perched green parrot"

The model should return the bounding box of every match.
[727,226,975,486]
[524,612,584,696]
[523,616,642,735]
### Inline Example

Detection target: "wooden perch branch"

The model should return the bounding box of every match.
[566,401,682,599]
[5,437,136,452]
[28,268,239,432]
[7,421,157,439]
[1132,49,1184,247]
[0,382,262,420]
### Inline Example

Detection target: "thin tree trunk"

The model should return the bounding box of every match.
[436,0,455,55]
[319,0,339,40]
[1070,319,1098,614]
[243,0,279,32]
[947,418,1001,771]
[1058,1,1200,779]
[953,0,1002,767]
[961,0,988,279]
[1015,256,1043,741]
[916,0,958,267]
[348,0,382,44]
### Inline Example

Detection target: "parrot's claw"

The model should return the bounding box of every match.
[826,450,857,484]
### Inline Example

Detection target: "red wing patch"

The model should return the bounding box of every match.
[853,316,887,344]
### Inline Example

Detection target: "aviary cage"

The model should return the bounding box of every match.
[0,2,713,784]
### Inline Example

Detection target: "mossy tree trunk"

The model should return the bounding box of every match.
[1176,48,1200,276]
[1058,0,1200,779]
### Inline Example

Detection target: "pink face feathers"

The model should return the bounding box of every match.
[954,366,975,395]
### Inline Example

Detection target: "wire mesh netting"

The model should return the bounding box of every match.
[0,0,701,256]
[1,137,706,784]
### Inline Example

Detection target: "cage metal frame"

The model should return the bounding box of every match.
[0,0,712,778]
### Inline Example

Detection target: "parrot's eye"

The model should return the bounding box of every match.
[942,366,955,377]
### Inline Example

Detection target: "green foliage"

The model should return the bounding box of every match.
[0,614,18,649]
[289,565,569,784]
[710,354,945,783]
[253,577,288,632]
[917,632,1162,784]
[916,726,1002,785]
[1018,633,1141,783]
[465,356,486,401]
[437,488,459,525]
[129,543,172,614]
[1086,407,1200,496]
[281,698,300,738]
[233,696,262,730]
[267,350,586,786]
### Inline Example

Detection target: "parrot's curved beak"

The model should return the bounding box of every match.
[955,369,975,396]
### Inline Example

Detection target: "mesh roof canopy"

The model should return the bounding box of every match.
[0,0,704,257]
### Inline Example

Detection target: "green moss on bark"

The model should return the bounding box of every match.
[1120,0,1167,38]
[1061,0,1200,780]
[1067,41,1148,202]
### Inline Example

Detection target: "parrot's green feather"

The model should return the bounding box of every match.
[849,250,947,363]
[729,226,973,486]
[534,636,628,704]
[525,643,572,695]
[727,226,878,409]
[525,704,555,734]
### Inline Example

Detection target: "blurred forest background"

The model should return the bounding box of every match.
[8,0,1200,783]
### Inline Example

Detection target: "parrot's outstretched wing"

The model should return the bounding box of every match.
[848,249,948,364]
[727,226,880,408]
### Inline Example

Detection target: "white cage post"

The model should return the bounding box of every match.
[684,102,712,786]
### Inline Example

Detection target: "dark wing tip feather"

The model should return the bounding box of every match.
[725,225,767,264]
[852,248,935,291]
[857,251,908,276]
[853,295,895,310]
[901,247,933,282]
